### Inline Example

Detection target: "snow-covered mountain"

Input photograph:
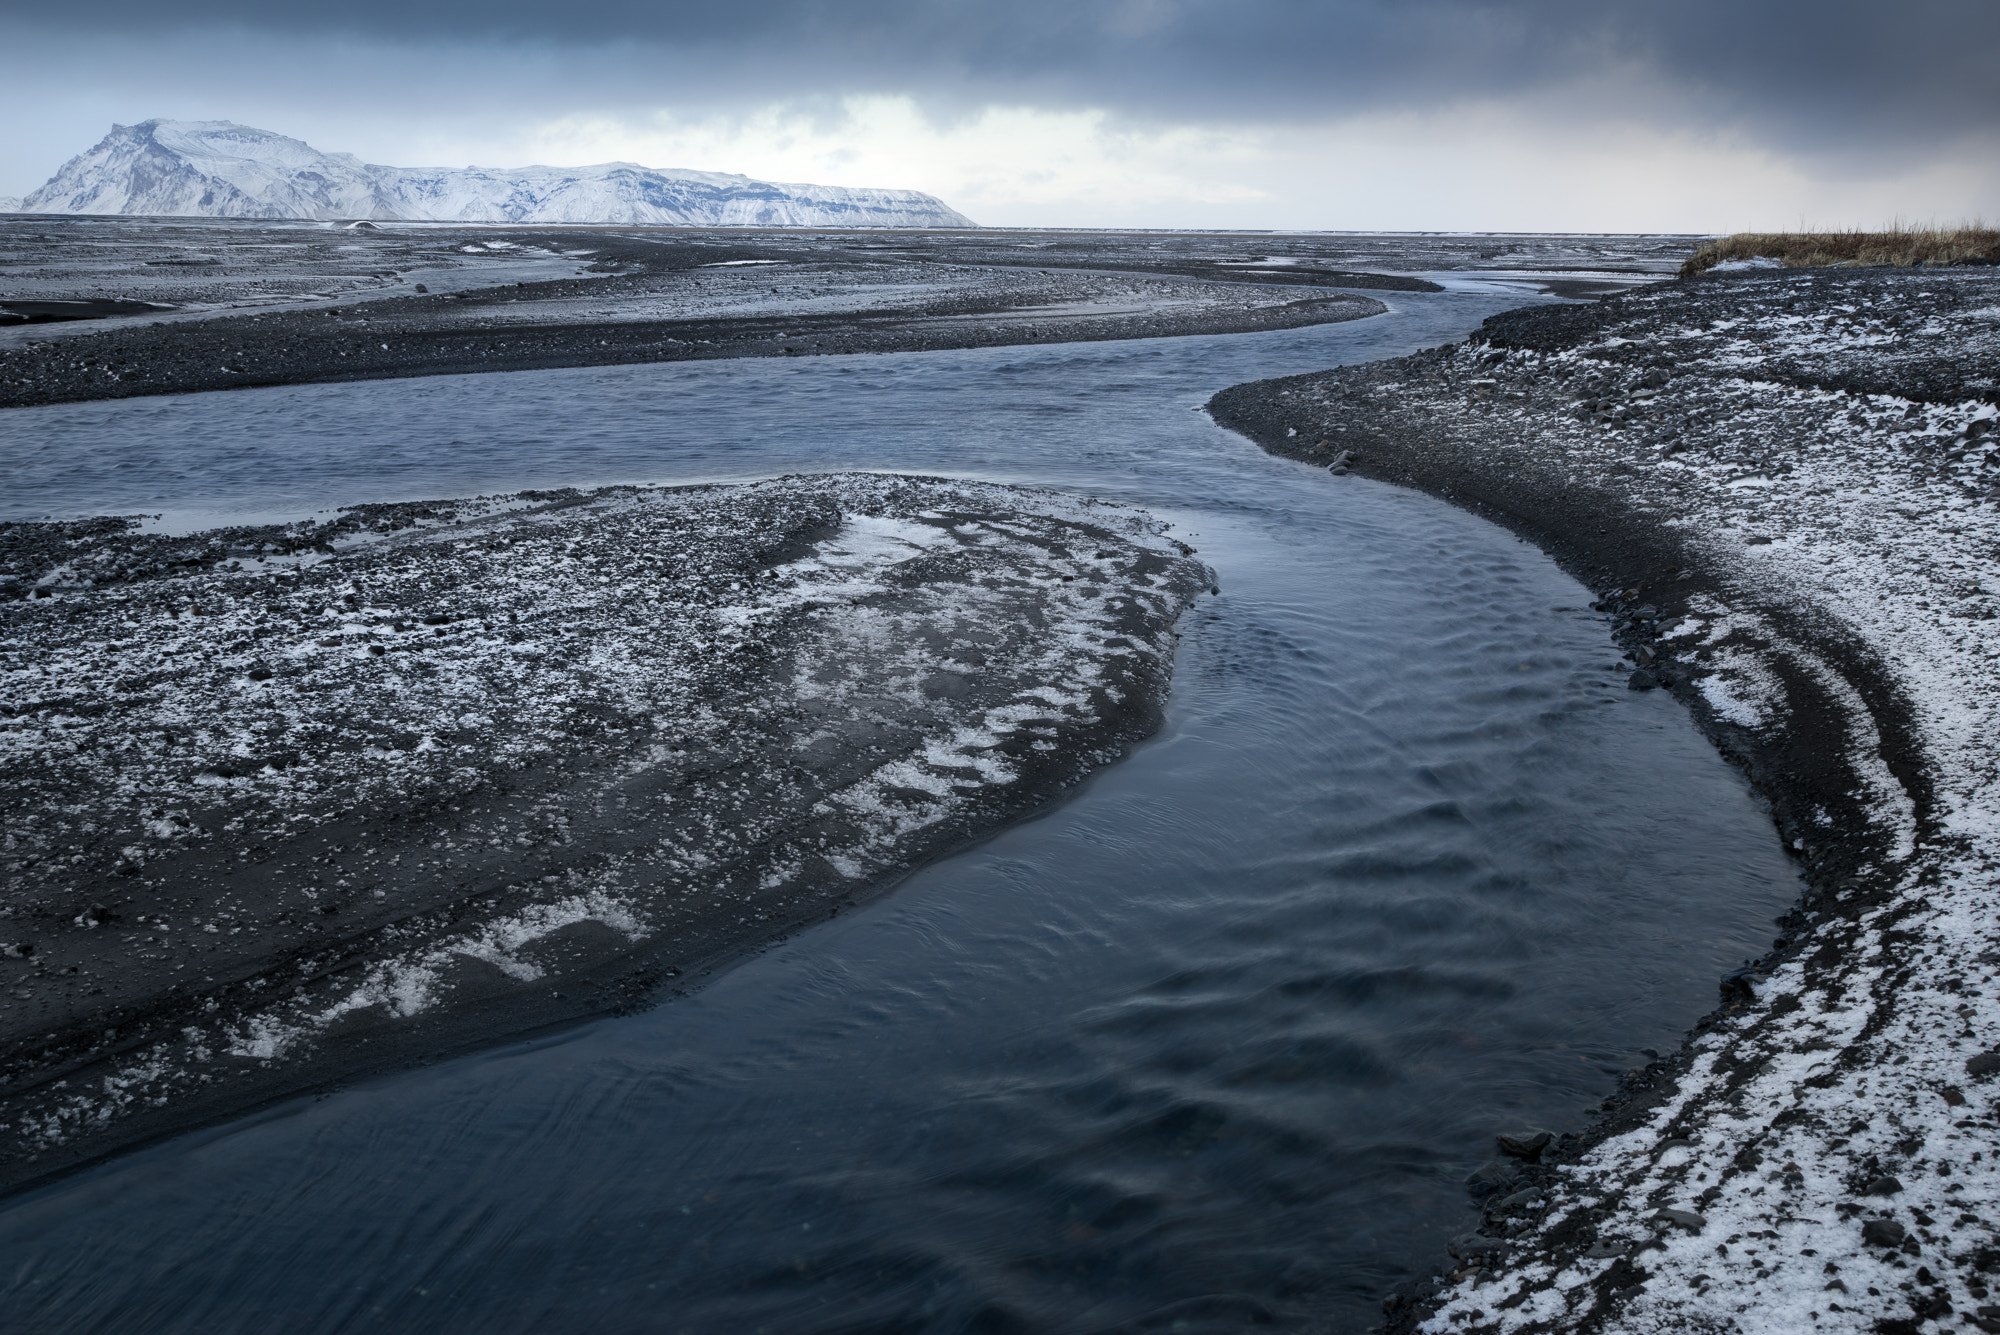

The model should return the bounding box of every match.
[0,198,20,213]
[20,120,977,229]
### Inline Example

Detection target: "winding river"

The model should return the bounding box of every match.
[0,282,1800,1332]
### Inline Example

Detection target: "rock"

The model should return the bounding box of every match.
[1865,1175,1905,1196]
[1651,1208,1707,1233]
[1584,1241,1627,1259]
[1466,1160,1522,1197]
[1496,1188,1544,1212]
[1720,967,1764,1002]
[0,942,31,958]
[1496,1129,1553,1160]
[1862,1218,1908,1247]
[1915,1294,1954,1320]
[414,284,428,294]
[1449,1234,1510,1264]
[1627,668,1660,691]
[1966,1051,2000,1078]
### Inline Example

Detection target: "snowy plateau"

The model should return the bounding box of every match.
[17,120,977,229]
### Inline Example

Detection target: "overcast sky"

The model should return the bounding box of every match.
[5,0,1996,230]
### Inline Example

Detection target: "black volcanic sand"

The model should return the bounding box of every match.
[0,473,1211,1194]
[0,220,1696,409]
[1212,266,2000,1333]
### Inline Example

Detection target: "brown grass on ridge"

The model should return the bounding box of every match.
[1679,226,2000,279]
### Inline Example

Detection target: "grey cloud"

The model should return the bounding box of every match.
[14,1,1999,151]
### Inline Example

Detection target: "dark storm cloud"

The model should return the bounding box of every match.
[19,0,1999,148]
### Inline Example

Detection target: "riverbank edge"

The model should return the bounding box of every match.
[1207,271,1998,1332]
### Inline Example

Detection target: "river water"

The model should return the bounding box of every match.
[0,283,1799,1332]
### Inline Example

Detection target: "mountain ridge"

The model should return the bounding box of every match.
[19,120,976,229]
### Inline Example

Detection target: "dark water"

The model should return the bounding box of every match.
[0,286,1800,1333]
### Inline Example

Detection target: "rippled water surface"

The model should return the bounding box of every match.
[0,287,1800,1332]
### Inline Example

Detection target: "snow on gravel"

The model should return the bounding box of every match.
[0,472,1212,1185]
[1405,272,2000,1333]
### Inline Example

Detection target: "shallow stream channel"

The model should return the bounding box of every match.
[0,281,1801,1332]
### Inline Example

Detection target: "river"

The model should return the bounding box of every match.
[0,280,1799,1332]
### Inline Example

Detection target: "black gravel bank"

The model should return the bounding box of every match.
[0,474,1212,1196]
[1212,266,2000,1333]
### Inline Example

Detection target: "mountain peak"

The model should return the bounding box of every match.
[20,121,976,228]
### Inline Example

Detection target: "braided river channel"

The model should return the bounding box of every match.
[0,282,1800,1332]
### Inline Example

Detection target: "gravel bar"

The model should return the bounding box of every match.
[0,473,1213,1194]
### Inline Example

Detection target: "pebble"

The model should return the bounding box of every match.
[1862,1218,1908,1247]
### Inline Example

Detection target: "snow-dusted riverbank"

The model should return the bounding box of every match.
[0,473,1211,1191]
[1212,265,2000,1333]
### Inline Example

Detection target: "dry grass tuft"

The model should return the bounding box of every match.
[1680,226,2000,279]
